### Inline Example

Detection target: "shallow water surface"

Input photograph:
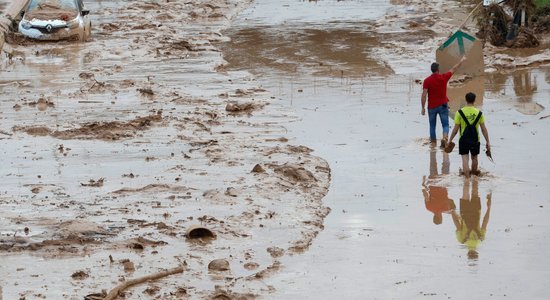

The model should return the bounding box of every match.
[223,0,550,299]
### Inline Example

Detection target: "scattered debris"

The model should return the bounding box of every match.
[14,112,163,141]
[103,265,185,300]
[84,291,107,300]
[80,178,105,187]
[251,164,266,173]
[225,101,263,114]
[71,270,89,280]
[243,262,259,270]
[122,259,135,273]
[225,187,239,197]
[266,247,285,258]
[208,259,230,271]
[137,88,154,96]
[273,164,317,183]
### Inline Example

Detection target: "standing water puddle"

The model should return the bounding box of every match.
[222,0,550,299]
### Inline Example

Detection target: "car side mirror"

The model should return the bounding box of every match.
[81,10,89,16]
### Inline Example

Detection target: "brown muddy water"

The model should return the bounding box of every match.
[1,0,549,299]
[221,0,550,299]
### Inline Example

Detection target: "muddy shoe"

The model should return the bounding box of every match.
[444,142,455,153]
[440,138,448,149]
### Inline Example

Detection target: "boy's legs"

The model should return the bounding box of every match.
[462,154,471,178]
[462,177,470,201]
[470,142,480,175]
[471,155,479,175]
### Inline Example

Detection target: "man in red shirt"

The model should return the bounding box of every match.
[421,56,467,147]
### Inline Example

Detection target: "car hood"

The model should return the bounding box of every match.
[25,18,69,26]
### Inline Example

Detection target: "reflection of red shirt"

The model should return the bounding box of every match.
[423,72,453,109]
[425,186,451,213]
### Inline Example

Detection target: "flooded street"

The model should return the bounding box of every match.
[1,0,550,299]
[222,0,550,299]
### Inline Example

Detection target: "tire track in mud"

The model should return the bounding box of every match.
[0,0,331,298]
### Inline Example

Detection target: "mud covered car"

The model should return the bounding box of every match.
[18,0,91,41]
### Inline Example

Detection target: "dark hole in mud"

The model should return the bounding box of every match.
[186,225,215,239]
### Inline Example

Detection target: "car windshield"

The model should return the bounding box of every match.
[27,0,78,12]
[25,0,78,20]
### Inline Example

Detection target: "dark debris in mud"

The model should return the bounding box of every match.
[13,112,163,141]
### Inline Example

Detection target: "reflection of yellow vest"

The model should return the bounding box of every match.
[456,224,486,250]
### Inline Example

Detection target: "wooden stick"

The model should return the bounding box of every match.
[457,1,484,31]
[104,265,185,300]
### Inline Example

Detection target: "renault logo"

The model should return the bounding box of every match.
[46,24,53,32]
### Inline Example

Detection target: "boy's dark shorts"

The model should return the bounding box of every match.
[459,140,480,155]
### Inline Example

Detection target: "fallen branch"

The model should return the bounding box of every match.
[104,265,185,300]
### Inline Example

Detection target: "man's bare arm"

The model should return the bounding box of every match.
[449,56,467,74]
[421,89,428,115]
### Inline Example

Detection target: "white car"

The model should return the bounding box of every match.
[18,0,91,41]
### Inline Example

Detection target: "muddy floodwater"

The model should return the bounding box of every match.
[1,0,550,299]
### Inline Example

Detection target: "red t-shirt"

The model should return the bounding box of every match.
[423,72,453,109]
[425,186,452,214]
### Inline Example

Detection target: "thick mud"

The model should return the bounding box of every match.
[0,0,330,299]
[1,0,550,299]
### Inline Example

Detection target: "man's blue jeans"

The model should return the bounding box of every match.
[428,103,449,140]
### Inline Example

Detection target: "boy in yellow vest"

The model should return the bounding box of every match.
[448,92,491,177]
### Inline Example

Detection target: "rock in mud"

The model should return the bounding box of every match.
[123,260,135,272]
[251,164,265,173]
[71,270,89,280]
[208,259,230,271]
[273,164,316,183]
[225,101,262,113]
[225,187,239,197]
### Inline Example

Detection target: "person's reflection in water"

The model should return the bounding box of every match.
[451,177,492,259]
[513,70,537,100]
[422,147,454,225]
